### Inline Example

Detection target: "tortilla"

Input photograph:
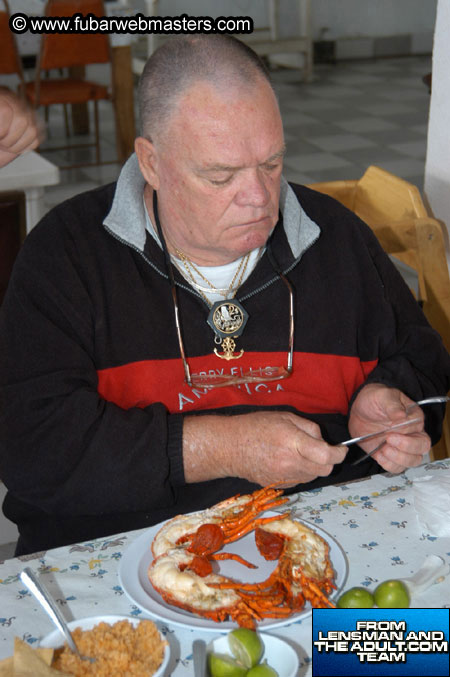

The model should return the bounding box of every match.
[0,639,71,676]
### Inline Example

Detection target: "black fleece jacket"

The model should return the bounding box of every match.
[1,172,449,555]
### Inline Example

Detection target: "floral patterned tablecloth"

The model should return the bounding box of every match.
[1,459,449,676]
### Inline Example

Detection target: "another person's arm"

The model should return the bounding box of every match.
[0,88,43,167]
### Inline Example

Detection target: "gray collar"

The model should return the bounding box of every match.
[104,153,320,258]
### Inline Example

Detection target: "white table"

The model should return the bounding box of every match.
[0,151,59,233]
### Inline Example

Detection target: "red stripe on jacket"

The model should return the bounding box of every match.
[97,351,378,414]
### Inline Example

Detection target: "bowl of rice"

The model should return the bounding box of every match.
[40,615,169,676]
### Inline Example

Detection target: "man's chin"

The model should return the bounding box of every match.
[234,224,274,254]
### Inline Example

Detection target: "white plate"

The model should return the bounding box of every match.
[119,513,348,631]
[208,632,299,677]
[40,614,170,677]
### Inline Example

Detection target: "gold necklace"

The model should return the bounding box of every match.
[173,249,251,360]
[152,190,250,362]
[174,249,250,307]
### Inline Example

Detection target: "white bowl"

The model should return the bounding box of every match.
[40,614,170,676]
[208,632,299,677]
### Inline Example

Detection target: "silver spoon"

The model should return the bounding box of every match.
[20,567,95,663]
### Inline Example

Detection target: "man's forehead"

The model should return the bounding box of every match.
[155,76,284,170]
[172,77,279,123]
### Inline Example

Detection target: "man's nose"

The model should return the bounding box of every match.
[234,168,270,207]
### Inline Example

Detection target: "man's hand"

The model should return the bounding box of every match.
[0,89,44,168]
[183,410,347,487]
[349,383,430,473]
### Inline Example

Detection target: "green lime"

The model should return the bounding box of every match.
[337,587,375,608]
[374,579,410,608]
[228,628,263,668]
[247,662,279,677]
[208,652,248,677]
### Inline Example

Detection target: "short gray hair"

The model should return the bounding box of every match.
[138,34,273,141]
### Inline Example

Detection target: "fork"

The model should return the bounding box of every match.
[20,567,95,663]
[345,396,450,465]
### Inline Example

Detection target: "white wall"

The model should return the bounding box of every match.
[424,0,450,260]
[135,0,437,40]
[310,0,437,40]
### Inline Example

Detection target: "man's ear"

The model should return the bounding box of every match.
[135,136,160,190]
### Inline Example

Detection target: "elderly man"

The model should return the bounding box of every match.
[1,35,449,555]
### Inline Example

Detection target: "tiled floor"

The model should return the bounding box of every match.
[39,54,432,213]
[277,55,431,188]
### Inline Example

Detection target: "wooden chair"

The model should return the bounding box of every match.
[23,0,115,168]
[0,0,25,88]
[308,165,450,460]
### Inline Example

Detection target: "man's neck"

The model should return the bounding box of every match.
[143,184,251,267]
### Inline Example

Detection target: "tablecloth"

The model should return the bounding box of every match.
[1,459,449,675]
